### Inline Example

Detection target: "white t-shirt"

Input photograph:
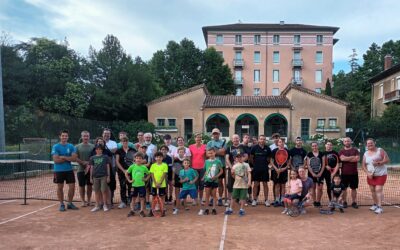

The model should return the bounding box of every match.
[167,144,177,157]
[171,147,191,158]
[146,143,157,162]
[364,148,387,176]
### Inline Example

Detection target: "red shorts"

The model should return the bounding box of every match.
[367,175,387,186]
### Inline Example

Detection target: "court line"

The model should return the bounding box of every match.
[0,203,57,225]
[0,200,16,205]
[219,214,228,250]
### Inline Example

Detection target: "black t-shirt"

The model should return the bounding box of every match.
[250,144,271,170]
[331,183,345,197]
[242,144,252,163]
[289,147,307,170]
[163,155,173,169]
[271,148,290,170]
[306,151,324,174]
[324,150,340,168]
[226,144,246,167]
[115,147,137,171]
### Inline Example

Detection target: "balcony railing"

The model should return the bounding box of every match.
[291,77,303,85]
[233,59,244,67]
[315,127,340,132]
[383,90,400,104]
[234,77,244,85]
[292,59,303,67]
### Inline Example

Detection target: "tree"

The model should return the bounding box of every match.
[349,48,360,74]
[325,78,332,96]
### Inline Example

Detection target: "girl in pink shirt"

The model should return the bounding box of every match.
[282,170,303,215]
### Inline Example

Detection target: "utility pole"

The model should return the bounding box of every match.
[0,47,5,152]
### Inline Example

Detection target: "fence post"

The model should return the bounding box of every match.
[22,159,28,205]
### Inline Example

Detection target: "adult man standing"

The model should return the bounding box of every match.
[135,131,145,149]
[102,128,117,206]
[144,132,157,162]
[250,135,271,207]
[339,137,360,209]
[163,134,177,157]
[117,131,135,149]
[289,137,307,171]
[206,128,227,206]
[52,130,78,212]
[75,131,95,207]
[225,134,248,207]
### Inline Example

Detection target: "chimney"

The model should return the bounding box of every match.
[279,21,285,25]
[384,54,392,70]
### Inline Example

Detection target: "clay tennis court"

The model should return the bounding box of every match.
[0,199,400,249]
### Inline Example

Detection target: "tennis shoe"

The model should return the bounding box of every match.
[139,211,146,217]
[281,208,288,214]
[198,209,205,215]
[148,210,154,217]
[103,205,110,212]
[251,200,257,206]
[212,208,217,215]
[67,203,79,210]
[339,208,344,213]
[351,202,359,209]
[343,201,348,208]
[374,207,383,214]
[370,204,378,211]
[172,208,179,215]
[264,200,270,207]
[204,209,210,215]
[91,206,100,212]
[224,209,233,215]
[273,201,280,207]
[59,204,66,212]
[239,209,245,216]
[127,210,135,217]
[218,198,223,206]
[118,202,127,209]
[161,210,166,217]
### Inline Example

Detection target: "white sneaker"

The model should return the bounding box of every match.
[118,202,127,209]
[281,208,288,214]
[91,206,100,212]
[264,200,270,207]
[103,205,110,212]
[198,209,204,215]
[369,204,378,211]
[374,207,383,214]
[251,200,257,206]
[173,208,179,215]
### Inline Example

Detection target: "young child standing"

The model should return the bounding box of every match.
[173,158,198,215]
[160,145,173,205]
[139,144,151,210]
[225,153,251,216]
[172,147,185,211]
[90,144,111,212]
[125,152,150,217]
[330,175,345,213]
[149,152,168,217]
[199,148,223,215]
[282,170,303,215]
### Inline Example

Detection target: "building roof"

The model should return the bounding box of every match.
[281,84,349,106]
[202,23,339,43]
[146,84,209,106]
[368,63,400,84]
[203,95,291,108]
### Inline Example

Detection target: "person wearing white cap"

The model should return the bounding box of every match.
[206,128,227,206]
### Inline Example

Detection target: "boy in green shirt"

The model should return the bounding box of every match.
[125,152,150,218]
[149,151,168,217]
[173,158,198,215]
[199,148,223,215]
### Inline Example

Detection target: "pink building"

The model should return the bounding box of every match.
[202,22,339,96]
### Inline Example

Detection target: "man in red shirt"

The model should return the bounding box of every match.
[339,137,360,209]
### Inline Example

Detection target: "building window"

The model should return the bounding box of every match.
[294,51,301,60]
[294,35,301,45]
[236,88,242,96]
[273,70,280,83]
[272,88,280,96]
[217,51,223,58]
[315,88,322,93]
[254,70,261,83]
[168,119,176,127]
[379,84,383,98]
[254,51,261,63]
[235,34,242,45]
[329,118,337,128]
[235,51,242,60]
[254,34,261,45]
[273,51,280,63]
[315,51,323,64]
[317,35,323,45]
[273,35,280,44]
[253,88,260,96]
[397,77,400,89]
[315,70,322,83]
[157,119,165,127]
[216,34,223,45]
[317,119,325,128]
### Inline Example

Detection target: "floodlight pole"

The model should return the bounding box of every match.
[0,47,5,152]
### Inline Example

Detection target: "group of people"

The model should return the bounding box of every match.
[51,127,390,217]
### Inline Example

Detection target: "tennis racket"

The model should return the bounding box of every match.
[326,153,338,174]
[309,156,322,180]
[151,188,164,218]
[275,149,289,178]
[291,154,304,170]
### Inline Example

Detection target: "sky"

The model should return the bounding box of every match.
[1,0,400,74]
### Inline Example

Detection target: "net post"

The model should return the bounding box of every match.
[22,159,28,205]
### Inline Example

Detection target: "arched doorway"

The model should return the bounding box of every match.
[264,113,288,137]
[206,113,230,137]
[235,113,258,138]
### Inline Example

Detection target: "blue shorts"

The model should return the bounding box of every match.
[131,186,146,198]
[179,189,197,200]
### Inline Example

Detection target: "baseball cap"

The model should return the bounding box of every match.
[211,128,220,134]
[271,133,280,139]
[164,134,172,140]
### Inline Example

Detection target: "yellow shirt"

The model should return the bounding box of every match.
[150,162,168,188]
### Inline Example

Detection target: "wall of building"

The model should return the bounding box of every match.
[371,73,400,117]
